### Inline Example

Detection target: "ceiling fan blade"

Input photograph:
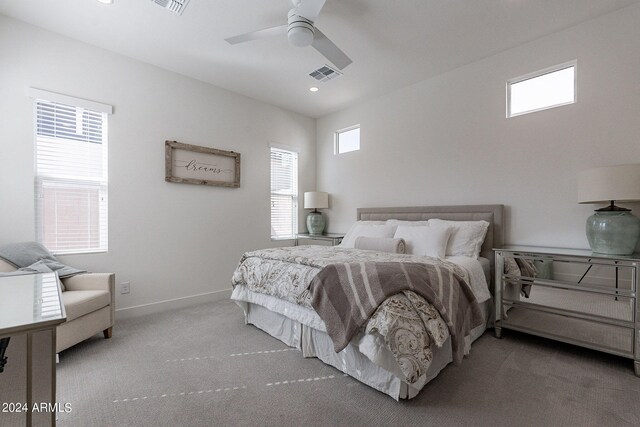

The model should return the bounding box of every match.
[225,25,287,45]
[311,28,352,70]
[293,0,326,21]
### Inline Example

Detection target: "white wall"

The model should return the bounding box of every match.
[317,4,640,251]
[0,15,316,313]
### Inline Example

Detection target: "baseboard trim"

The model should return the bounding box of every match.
[115,288,232,320]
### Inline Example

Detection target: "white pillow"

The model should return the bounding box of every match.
[340,221,385,244]
[428,219,489,259]
[340,222,397,248]
[393,224,452,258]
[386,219,429,227]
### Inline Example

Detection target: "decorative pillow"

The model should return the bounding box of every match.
[428,219,489,259]
[393,224,452,258]
[354,237,406,254]
[340,223,397,248]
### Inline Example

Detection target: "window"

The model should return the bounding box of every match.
[507,62,576,117]
[335,125,360,154]
[31,89,111,254]
[270,147,298,239]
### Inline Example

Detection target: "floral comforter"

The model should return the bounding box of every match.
[231,245,472,384]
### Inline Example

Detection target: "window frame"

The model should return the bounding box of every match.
[30,88,111,255]
[270,146,299,241]
[334,124,361,154]
[506,60,577,118]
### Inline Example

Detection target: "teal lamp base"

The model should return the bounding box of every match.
[306,211,326,235]
[586,209,640,255]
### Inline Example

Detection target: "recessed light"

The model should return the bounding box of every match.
[309,87,319,92]
[96,0,113,4]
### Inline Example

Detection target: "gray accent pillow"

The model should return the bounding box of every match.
[0,241,86,279]
[354,236,407,254]
[17,260,54,274]
[0,260,53,275]
[0,261,65,291]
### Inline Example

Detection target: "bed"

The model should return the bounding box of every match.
[231,204,504,400]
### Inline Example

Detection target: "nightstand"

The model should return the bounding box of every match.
[295,233,344,246]
[494,246,640,376]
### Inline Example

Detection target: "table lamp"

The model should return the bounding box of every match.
[578,164,640,255]
[304,192,329,235]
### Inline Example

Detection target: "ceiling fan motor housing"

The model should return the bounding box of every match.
[287,8,314,47]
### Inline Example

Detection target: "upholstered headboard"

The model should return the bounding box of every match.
[357,204,504,291]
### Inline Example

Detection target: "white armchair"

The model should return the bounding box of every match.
[56,272,115,353]
[0,259,115,353]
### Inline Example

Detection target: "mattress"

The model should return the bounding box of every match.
[478,256,491,284]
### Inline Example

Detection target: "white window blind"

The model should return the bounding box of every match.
[270,148,298,239]
[34,96,109,254]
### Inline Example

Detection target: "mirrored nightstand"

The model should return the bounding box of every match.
[494,246,640,376]
[295,233,344,246]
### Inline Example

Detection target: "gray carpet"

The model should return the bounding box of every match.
[55,300,640,427]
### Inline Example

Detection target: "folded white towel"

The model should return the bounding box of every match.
[354,237,406,254]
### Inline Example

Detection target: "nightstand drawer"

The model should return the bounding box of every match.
[502,305,635,357]
[502,283,634,322]
[503,253,636,294]
[295,233,344,247]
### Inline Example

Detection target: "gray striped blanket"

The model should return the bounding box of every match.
[310,261,483,364]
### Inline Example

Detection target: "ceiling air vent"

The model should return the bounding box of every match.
[150,0,190,15]
[309,65,343,83]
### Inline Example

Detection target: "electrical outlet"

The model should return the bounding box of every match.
[120,281,130,294]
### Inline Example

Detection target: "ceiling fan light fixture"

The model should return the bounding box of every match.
[287,8,315,47]
[288,26,314,47]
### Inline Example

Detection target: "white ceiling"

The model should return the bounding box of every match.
[1,0,638,118]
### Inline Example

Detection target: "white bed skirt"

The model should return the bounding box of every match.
[232,286,491,400]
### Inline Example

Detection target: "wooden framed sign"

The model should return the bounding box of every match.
[165,141,241,188]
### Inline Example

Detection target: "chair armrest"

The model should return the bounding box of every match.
[63,273,115,294]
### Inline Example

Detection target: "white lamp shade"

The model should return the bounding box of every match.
[304,192,329,209]
[578,164,640,204]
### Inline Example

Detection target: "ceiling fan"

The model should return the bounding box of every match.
[225,0,352,70]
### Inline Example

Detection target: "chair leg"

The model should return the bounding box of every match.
[103,327,113,339]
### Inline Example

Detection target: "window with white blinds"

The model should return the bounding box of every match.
[270,147,298,240]
[33,93,109,254]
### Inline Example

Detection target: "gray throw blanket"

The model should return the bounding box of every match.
[0,242,86,280]
[310,261,483,364]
